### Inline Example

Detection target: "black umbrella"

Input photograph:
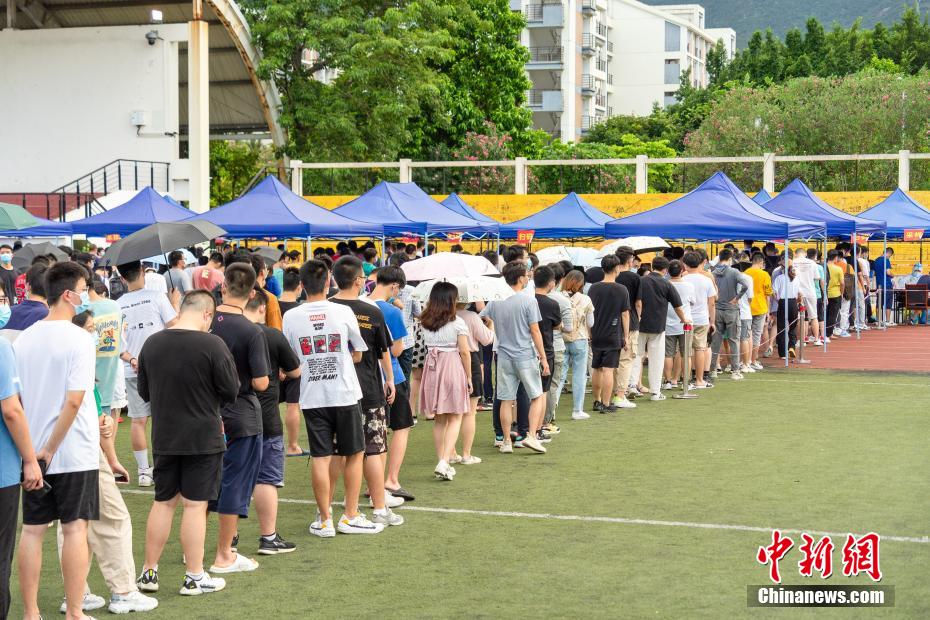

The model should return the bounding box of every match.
[13,242,70,271]
[104,221,226,266]
[251,246,283,267]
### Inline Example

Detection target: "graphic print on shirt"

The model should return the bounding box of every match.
[300,312,342,382]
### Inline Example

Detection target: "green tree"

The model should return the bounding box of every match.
[209,141,266,207]
[580,108,675,145]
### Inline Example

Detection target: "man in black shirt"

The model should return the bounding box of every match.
[208,263,270,575]
[587,255,630,413]
[533,266,561,440]
[638,257,689,401]
[244,288,301,555]
[613,247,642,408]
[136,290,239,596]
[330,257,404,527]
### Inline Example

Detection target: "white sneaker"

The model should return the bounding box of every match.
[741,364,756,373]
[60,592,107,613]
[309,517,335,538]
[372,507,405,526]
[662,381,675,390]
[434,460,453,480]
[137,469,154,488]
[370,492,405,509]
[521,436,547,454]
[500,442,514,453]
[179,572,226,596]
[650,393,666,401]
[614,398,636,409]
[108,591,158,613]
[460,455,482,465]
[337,513,385,534]
[811,340,824,346]
[448,454,463,465]
[824,337,831,343]
[571,410,591,420]
[731,371,744,380]
[750,362,764,371]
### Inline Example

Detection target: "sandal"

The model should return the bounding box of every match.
[210,553,259,574]
[385,486,415,501]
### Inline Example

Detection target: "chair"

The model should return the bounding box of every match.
[904,284,929,324]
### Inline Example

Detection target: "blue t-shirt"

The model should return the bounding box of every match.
[5,299,48,331]
[0,339,22,488]
[873,256,892,288]
[267,271,282,297]
[375,300,408,384]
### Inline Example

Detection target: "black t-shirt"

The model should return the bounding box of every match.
[279,299,302,315]
[330,298,390,409]
[535,293,561,359]
[137,329,239,455]
[588,281,630,350]
[639,273,682,334]
[258,325,300,437]
[0,267,16,305]
[210,311,270,440]
[615,270,642,331]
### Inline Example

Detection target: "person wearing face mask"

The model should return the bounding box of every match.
[4,263,49,334]
[0,245,16,308]
[0,281,10,329]
[773,264,802,359]
[13,261,101,620]
[135,290,240,596]
[115,261,178,489]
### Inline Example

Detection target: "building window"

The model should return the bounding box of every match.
[664,91,677,107]
[664,59,680,84]
[664,21,680,52]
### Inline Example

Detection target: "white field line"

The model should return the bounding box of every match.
[750,377,930,387]
[119,489,929,545]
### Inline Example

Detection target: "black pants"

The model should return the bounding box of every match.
[825,297,842,337]
[776,299,798,357]
[0,484,19,620]
[493,383,530,439]
[481,343,494,401]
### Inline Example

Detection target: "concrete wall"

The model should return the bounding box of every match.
[0,24,186,192]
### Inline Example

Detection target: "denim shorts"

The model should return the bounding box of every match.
[739,319,752,341]
[496,356,543,401]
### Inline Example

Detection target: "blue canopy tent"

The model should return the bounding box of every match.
[857,188,930,239]
[753,189,773,205]
[333,182,500,237]
[71,187,192,237]
[762,178,886,237]
[499,192,614,239]
[604,172,826,241]
[0,216,73,237]
[187,176,384,238]
[441,193,498,224]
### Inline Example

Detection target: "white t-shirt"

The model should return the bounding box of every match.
[666,280,696,336]
[144,271,168,294]
[737,272,754,320]
[118,288,177,378]
[773,274,800,300]
[282,300,368,409]
[682,273,716,326]
[422,317,468,350]
[792,256,817,298]
[13,321,100,474]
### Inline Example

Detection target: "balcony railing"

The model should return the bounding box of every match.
[596,58,608,72]
[595,93,606,108]
[528,46,563,63]
[581,33,596,52]
[607,73,614,85]
[581,74,595,92]
[527,90,543,106]
[596,22,607,37]
[607,106,613,117]
[581,114,605,131]
[607,41,614,53]
[524,4,543,21]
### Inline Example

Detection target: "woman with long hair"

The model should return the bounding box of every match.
[554,270,595,420]
[451,301,494,465]
[419,282,471,481]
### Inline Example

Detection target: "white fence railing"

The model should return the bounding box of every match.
[289,150,921,196]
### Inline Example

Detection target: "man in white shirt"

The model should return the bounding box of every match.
[773,265,802,358]
[682,252,717,388]
[282,260,384,537]
[664,260,696,388]
[792,249,822,346]
[14,262,100,620]
[116,261,178,488]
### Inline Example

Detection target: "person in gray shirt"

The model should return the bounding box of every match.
[710,249,749,380]
[164,250,193,295]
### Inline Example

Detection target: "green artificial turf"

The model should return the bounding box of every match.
[8,369,930,618]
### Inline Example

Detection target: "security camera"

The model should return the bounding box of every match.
[145,30,161,46]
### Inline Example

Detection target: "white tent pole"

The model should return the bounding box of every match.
[852,232,861,340]
[881,233,888,329]
[784,240,789,368]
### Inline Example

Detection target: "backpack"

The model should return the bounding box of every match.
[842,263,855,301]
[108,274,127,301]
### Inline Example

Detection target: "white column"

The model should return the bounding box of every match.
[399,158,412,183]
[290,160,303,195]
[514,157,528,195]
[635,154,648,194]
[898,149,910,191]
[763,152,775,193]
[187,18,210,213]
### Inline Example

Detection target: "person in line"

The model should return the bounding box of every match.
[0,281,9,330]
[87,279,124,434]
[637,257,688,401]
[745,253,772,370]
[736,268,755,373]
[543,263,572,435]
[452,296,494,465]
[588,255,631,413]
[825,250,846,339]
[479,262,549,454]
[532,266,562,442]
[248,255,282,331]
[136,290,239,596]
[854,247,871,331]
[282,260,384,537]
[329,257,404,526]
[613,248,642,403]
[164,250,193,296]
[710,249,748,381]
[278,267,308,457]
[0,335,43,619]
[191,252,225,292]
[420,282,473,479]
[873,247,895,326]
[15,261,100,620]
[0,245,16,308]
[368,267,417,501]
[4,264,48,333]
[682,252,717,389]
[663,260,696,388]
[116,260,178,488]
[243,288,305,551]
[773,265,802,358]
[792,247,822,346]
[554,270,594,420]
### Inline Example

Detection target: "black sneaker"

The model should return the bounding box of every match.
[257,533,297,555]
[593,400,604,412]
[602,404,618,414]
[230,534,238,553]
[536,430,552,444]
[136,568,159,592]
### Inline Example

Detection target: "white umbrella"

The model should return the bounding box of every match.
[597,236,670,257]
[413,276,514,303]
[401,252,498,281]
[536,245,600,267]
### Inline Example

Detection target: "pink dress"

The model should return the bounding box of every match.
[418,317,470,415]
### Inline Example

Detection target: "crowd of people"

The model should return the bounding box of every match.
[0,235,907,619]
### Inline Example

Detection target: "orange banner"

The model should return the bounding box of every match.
[105,234,120,244]
[401,236,420,244]
[851,233,869,245]
[517,229,535,245]
[445,232,463,244]
[903,229,925,241]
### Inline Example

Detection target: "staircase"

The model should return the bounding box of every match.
[0,159,170,221]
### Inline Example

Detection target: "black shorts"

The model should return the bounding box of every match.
[540,354,555,391]
[363,406,388,456]
[591,347,620,369]
[469,351,483,398]
[387,381,414,431]
[278,376,300,405]
[303,404,365,457]
[154,452,224,502]
[22,469,99,525]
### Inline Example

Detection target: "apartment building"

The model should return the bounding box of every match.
[514,0,735,140]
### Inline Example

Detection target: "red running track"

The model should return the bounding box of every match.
[764,325,930,373]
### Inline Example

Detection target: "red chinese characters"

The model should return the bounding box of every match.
[798,534,834,578]
[757,530,794,584]
[841,533,882,581]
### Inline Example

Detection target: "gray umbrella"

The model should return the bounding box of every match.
[103,221,226,266]
[251,246,283,267]
[13,242,70,271]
